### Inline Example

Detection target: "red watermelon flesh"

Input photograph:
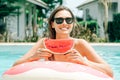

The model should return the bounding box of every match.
[44,39,74,54]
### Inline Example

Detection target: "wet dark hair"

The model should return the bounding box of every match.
[48,5,75,39]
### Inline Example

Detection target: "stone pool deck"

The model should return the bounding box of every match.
[0,43,120,46]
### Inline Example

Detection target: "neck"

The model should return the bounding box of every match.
[56,34,71,39]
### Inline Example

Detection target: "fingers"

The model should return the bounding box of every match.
[65,49,78,56]
[38,48,53,54]
[64,49,85,64]
[37,49,52,57]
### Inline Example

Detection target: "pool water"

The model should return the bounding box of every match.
[0,44,120,80]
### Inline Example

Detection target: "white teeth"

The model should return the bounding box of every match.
[60,28,68,30]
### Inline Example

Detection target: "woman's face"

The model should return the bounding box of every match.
[52,10,74,35]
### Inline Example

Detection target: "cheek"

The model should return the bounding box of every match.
[54,25,61,31]
[69,24,74,29]
[52,22,60,29]
[69,24,74,32]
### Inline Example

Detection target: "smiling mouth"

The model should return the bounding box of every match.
[60,27,69,31]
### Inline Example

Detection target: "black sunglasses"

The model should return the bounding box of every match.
[54,17,74,24]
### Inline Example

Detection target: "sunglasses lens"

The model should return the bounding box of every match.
[55,18,63,24]
[66,18,73,24]
[54,18,73,24]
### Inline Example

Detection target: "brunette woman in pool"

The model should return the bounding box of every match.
[13,6,113,77]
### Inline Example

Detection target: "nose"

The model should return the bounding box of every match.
[62,19,67,24]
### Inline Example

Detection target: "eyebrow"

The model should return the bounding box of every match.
[54,17,73,18]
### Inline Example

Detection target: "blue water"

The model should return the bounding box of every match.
[0,44,120,80]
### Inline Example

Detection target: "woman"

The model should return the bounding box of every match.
[13,6,113,77]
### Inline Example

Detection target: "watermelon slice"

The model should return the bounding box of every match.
[44,38,74,54]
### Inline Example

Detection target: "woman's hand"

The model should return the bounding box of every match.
[28,48,52,61]
[64,49,86,65]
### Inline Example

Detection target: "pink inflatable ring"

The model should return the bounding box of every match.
[2,61,113,80]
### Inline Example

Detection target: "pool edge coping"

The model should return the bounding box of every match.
[0,43,120,46]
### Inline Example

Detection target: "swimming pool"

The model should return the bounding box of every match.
[0,43,120,80]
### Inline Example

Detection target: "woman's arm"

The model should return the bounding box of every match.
[77,39,113,77]
[13,38,51,66]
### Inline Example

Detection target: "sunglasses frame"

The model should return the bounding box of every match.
[54,17,74,24]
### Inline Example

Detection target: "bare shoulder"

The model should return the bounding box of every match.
[36,38,45,44]
[74,38,95,55]
[33,38,46,48]
[25,38,46,54]
[74,38,89,46]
